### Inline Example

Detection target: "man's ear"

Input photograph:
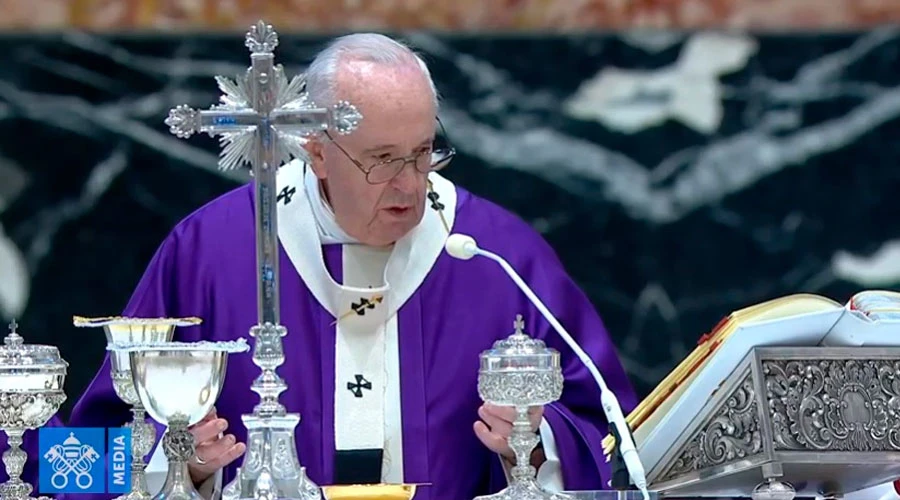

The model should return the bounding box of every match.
[304,139,327,180]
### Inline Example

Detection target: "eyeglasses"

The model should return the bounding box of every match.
[324,118,456,185]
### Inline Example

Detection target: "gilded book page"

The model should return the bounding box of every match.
[0,0,899,30]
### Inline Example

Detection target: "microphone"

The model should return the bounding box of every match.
[445,233,649,500]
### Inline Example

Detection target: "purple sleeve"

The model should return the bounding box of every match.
[513,231,637,490]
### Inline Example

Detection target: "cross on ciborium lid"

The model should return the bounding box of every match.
[479,315,560,372]
[0,319,68,372]
[477,315,565,415]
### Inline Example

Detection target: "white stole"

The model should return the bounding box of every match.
[277,159,457,482]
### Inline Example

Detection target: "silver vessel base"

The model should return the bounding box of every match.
[476,479,573,500]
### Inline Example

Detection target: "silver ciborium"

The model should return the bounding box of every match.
[110,339,249,500]
[73,316,202,500]
[475,315,572,500]
[0,320,68,500]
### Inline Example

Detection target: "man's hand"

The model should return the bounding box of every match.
[473,403,543,463]
[188,408,246,485]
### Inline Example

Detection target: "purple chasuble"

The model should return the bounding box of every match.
[63,175,636,500]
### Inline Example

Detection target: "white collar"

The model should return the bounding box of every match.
[277,159,457,317]
[303,165,358,245]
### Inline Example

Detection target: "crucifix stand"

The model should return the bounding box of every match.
[164,20,363,500]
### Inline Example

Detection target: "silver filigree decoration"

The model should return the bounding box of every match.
[245,431,264,473]
[765,359,900,452]
[127,411,156,463]
[662,373,763,480]
[111,370,139,405]
[478,371,564,407]
[272,432,296,476]
[162,428,195,462]
[164,105,201,139]
[246,20,278,54]
[0,392,66,429]
[332,101,364,135]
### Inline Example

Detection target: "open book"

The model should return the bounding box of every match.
[602,289,900,477]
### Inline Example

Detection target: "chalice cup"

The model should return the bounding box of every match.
[74,316,202,500]
[474,315,572,500]
[111,339,249,500]
[0,320,68,500]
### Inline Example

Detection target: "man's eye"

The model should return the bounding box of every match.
[374,154,393,161]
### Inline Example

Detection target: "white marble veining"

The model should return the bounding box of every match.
[0,223,27,319]
[832,241,900,287]
[0,154,29,318]
[430,28,900,225]
[564,32,759,133]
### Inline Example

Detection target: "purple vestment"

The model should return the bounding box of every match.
[62,180,636,500]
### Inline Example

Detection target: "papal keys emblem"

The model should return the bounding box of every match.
[43,432,101,489]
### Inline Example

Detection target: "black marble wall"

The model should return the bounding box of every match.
[0,29,899,419]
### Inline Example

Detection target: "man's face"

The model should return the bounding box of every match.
[308,61,437,247]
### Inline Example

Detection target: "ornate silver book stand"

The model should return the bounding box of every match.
[647,347,900,499]
[165,19,362,500]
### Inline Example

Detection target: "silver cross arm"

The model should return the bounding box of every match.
[163,21,363,172]
[164,106,335,138]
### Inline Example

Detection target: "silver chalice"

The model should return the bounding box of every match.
[0,320,68,500]
[475,315,572,500]
[110,339,249,500]
[73,316,202,500]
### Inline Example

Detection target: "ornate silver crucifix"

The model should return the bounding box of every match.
[164,20,363,500]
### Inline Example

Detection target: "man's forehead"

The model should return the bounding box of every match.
[335,60,433,107]
[333,63,436,149]
[355,120,436,152]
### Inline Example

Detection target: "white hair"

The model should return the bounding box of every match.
[304,33,439,109]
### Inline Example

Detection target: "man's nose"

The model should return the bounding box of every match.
[390,160,424,193]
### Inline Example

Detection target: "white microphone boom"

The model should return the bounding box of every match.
[445,233,649,500]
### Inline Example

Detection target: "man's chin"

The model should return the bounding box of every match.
[369,221,417,246]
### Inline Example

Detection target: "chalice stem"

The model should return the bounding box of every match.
[1,429,32,499]
[128,406,153,498]
[509,406,538,482]
[159,421,201,500]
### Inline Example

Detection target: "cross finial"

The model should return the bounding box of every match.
[5,319,23,347]
[513,314,525,334]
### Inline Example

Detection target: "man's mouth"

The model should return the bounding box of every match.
[384,206,412,216]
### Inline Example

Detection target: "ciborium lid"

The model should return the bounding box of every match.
[479,315,560,373]
[0,319,68,374]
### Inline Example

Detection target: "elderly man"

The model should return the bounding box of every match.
[64,33,636,500]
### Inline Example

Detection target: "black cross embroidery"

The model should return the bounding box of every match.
[347,374,372,398]
[277,186,297,205]
[427,191,444,211]
[350,297,382,316]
